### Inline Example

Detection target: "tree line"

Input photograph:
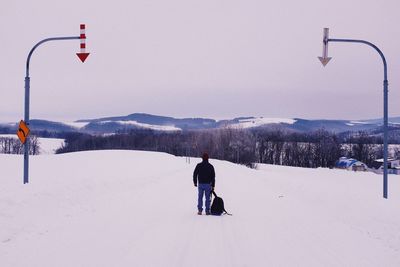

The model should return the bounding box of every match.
[0,136,40,155]
[55,128,392,169]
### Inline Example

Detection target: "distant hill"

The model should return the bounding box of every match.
[1,113,400,135]
[78,113,218,133]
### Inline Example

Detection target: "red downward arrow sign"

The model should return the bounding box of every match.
[77,53,90,63]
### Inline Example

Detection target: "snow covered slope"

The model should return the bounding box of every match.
[228,117,296,129]
[1,151,400,266]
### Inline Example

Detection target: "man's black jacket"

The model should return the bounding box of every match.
[193,160,215,187]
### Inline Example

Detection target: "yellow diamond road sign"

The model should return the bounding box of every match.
[17,120,30,144]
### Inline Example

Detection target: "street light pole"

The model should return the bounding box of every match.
[24,36,80,184]
[23,24,90,184]
[318,28,389,198]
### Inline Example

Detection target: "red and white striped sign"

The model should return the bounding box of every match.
[76,24,90,63]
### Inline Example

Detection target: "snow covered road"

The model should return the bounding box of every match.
[1,150,400,266]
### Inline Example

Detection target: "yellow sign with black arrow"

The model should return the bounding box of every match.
[17,120,30,144]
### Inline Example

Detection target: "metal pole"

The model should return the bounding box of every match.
[23,36,80,184]
[384,79,389,198]
[23,77,30,184]
[327,38,389,198]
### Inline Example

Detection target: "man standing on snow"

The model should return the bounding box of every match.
[193,152,215,215]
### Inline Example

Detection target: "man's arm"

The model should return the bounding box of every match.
[211,165,215,188]
[193,164,199,186]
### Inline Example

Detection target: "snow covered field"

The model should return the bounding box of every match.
[1,150,400,266]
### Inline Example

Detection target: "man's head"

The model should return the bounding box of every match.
[202,152,209,161]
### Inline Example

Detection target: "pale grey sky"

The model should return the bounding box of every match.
[1,0,399,122]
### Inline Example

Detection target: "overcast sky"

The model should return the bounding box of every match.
[1,0,399,122]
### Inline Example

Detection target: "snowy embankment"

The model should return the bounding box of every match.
[1,151,400,267]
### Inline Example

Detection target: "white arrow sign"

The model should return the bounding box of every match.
[318,28,332,67]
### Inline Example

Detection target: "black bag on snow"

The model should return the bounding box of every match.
[211,191,232,216]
